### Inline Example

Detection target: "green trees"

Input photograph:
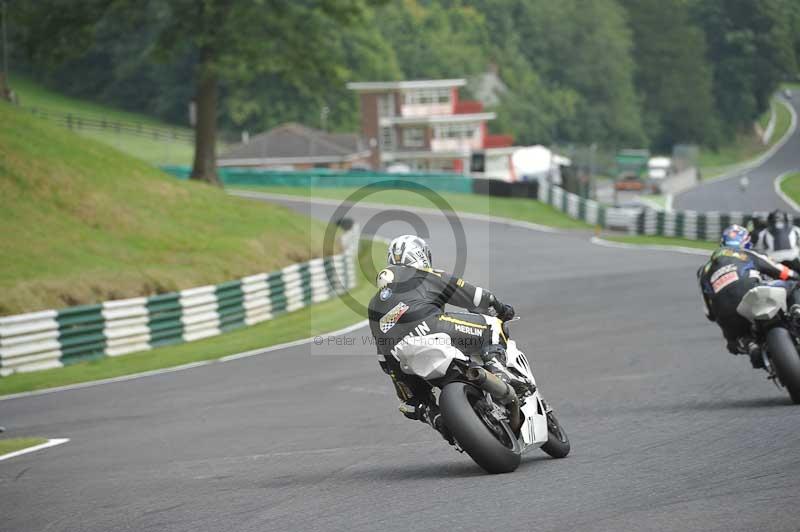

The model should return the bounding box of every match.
[12,0,381,184]
[9,0,800,160]
[139,0,383,183]
[621,0,719,150]
[375,1,490,80]
[501,0,644,146]
[691,0,798,136]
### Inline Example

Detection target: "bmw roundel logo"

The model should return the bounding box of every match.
[379,287,392,301]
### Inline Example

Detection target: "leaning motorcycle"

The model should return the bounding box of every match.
[737,285,800,403]
[393,319,569,474]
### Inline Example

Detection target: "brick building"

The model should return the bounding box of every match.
[347,79,512,173]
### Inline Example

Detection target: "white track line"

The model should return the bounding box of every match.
[590,236,711,256]
[0,438,69,462]
[0,320,369,402]
[773,170,800,213]
[218,319,368,362]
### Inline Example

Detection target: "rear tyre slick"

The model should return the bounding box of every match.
[765,327,800,404]
[439,382,521,474]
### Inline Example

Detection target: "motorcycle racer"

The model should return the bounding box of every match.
[754,210,800,271]
[698,224,800,366]
[367,235,519,439]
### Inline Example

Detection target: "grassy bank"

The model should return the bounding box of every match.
[0,240,383,396]
[232,185,592,230]
[778,172,800,204]
[0,438,49,456]
[0,101,332,316]
[699,98,793,179]
[8,76,194,165]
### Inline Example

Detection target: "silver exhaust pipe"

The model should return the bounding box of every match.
[466,367,522,433]
[466,367,517,404]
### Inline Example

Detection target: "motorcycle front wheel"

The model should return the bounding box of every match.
[540,411,571,458]
[765,327,800,404]
[439,381,521,474]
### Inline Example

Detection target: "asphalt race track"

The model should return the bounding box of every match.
[675,96,800,213]
[2,197,800,532]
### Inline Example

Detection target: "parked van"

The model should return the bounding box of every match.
[647,156,672,180]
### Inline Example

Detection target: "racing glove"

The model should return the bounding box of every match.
[494,302,515,322]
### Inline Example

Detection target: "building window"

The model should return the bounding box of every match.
[404,88,451,106]
[434,123,479,140]
[378,94,395,117]
[380,127,396,150]
[402,127,425,148]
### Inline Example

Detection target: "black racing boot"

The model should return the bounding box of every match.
[418,403,455,445]
[747,342,765,369]
[481,344,535,396]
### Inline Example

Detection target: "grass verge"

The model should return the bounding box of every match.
[778,172,800,204]
[699,98,793,179]
[8,76,195,165]
[0,438,48,456]
[231,186,592,230]
[0,101,332,315]
[603,235,715,251]
[0,241,383,397]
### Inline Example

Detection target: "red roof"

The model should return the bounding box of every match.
[484,134,514,148]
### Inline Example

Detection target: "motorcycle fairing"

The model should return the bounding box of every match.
[394,333,469,380]
[506,340,548,446]
[737,285,787,322]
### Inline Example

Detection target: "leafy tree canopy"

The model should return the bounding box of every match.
[8,0,800,158]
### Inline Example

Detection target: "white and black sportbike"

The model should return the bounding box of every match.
[393,318,570,474]
[737,285,800,403]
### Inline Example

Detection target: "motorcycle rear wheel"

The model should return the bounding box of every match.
[439,382,521,474]
[765,327,800,404]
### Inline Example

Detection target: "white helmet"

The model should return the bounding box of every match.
[387,235,432,269]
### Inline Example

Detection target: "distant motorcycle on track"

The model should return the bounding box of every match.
[393,317,570,474]
[755,210,800,273]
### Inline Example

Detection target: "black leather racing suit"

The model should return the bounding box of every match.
[697,247,799,351]
[367,265,510,408]
[754,223,800,271]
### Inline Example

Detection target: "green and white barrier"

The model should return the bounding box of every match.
[0,230,358,376]
[537,180,639,231]
[635,210,773,241]
[537,180,771,240]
